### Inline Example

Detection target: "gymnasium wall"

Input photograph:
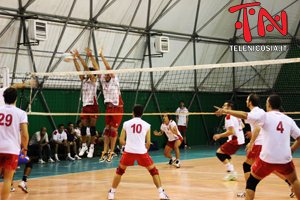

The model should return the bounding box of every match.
[19,89,231,148]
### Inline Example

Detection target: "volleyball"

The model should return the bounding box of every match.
[62,53,74,62]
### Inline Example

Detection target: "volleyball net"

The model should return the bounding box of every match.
[24,57,300,119]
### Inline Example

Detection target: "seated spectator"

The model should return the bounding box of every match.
[74,120,82,152]
[65,122,81,160]
[28,127,55,164]
[52,124,74,162]
[75,120,91,152]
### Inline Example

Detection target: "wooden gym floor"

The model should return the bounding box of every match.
[1,145,299,200]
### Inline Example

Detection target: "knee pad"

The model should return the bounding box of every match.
[246,174,260,192]
[110,130,118,138]
[216,153,228,162]
[149,167,159,176]
[25,159,33,169]
[226,155,232,160]
[81,126,87,136]
[104,128,110,137]
[90,126,96,136]
[243,162,251,173]
[116,166,125,176]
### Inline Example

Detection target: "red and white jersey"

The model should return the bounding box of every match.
[82,78,98,107]
[0,105,28,155]
[247,110,300,164]
[0,87,8,107]
[100,75,121,106]
[175,107,189,126]
[52,130,67,142]
[123,117,151,154]
[225,115,245,145]
[245,107,265,145]
[160,120,182,141]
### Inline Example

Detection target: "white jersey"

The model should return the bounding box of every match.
[160,120,182,141]
[225,115,245,145]
[100,75,120,106]
[244,107,264,145]
[52,129,67,143]
[123,117,151,154]
[0,105,28,155]
[247,110,300,164]
[0,87,8,107]
[175,107,189,126]
[82,78,98,107]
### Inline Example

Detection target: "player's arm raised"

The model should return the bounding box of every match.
[145,128,151,150]
[20,123,29,157]
[85,47,100,71]
[11,80,38,89]
[70,50,84,81]
[214,106,248,119]
[120,128,126,146]
[99,46,115,78]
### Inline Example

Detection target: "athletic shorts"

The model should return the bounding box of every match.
[0,153,19,170]
[252,157,295,178]
[120,151,153,167]
[246,145,262,160]
[17,152,30,166]
[81,105,99,119]
[177,126,186,133]
[220,139,243,155]
[105,106,123,128]
[166,136,183,150]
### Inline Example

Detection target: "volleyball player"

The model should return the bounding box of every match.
[236,94,293,197]
[11,151,33,193]
[213,100,245,181]
[86,46,124,163]
[71,49,99,158]
[215,94,300,200]
[154,112,183,168]
[107,104,169,200]
[0,80,37,107]
[0,88,29,200]
[175,100,190,149]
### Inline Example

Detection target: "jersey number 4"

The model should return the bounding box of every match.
[131,124,142,133]
[276,121,284,133]
[0,113,13,127]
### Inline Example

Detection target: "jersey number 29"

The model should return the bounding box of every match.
[0,113,13,127]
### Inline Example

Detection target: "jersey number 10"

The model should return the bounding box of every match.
[131,124,142,133]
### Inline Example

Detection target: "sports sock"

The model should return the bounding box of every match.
[225,163,234,172]
[82,143,87,148]
[158,187,163,193]
[67,153,71,157]
[111,188,116,193]
[172,157,176,161]
[22,176,28,182]
[55,154,58,159]
[90,144,94,149]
